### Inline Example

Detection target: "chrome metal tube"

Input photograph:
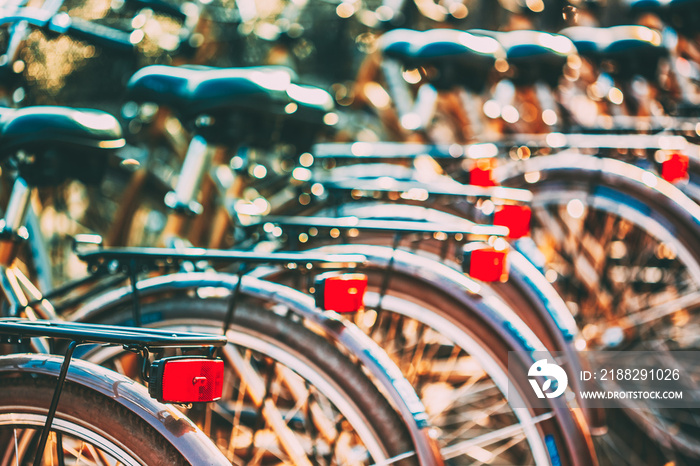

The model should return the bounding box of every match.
[381,59,414,120]
[171,134,213,212]
[4,176,31,233]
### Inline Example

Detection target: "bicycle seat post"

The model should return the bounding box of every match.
[162,134,214,247]
[0,174,55,352]
[0,175,31,266]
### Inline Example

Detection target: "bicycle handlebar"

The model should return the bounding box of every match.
[57,15,135,52]
[0,8,137,53]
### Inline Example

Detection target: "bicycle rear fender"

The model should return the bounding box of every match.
[290,244,552,353]
[494,151,700,235]
[0,354,230,464]
[316,201,581,343]
[68,272,444,466]
[254,242,589,389]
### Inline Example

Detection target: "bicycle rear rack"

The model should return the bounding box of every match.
[0,318,226,465]
[250,215,507,237]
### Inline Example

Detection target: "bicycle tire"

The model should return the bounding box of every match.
[0,370,189,465]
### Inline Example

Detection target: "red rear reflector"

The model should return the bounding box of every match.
[661,152,689,183]
[469,158,497,187]
[463,245,508,282]
[493,205,532,239]
[314,273,368,313]
[149,357,224,403]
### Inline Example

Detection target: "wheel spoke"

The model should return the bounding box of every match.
[440,412,555,460]
[441,398,510,444]
[224,345,313,466]
[620,290,700,330]
[278,364,338,445]
[88,443,112,466]
[13,428,19,466]
[228,349,251,461]
[426,372,485,424]
[67,442,86,465]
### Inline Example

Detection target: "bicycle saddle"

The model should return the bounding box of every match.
[563,25,666,81]
[379,29,423,63]
[128,65,334,148]
[604,25,664,52]
[607,26,667,80]
[559,26,609,58]
[127,65,292,115]
[472,30,575,87]
[379,29,503,92]
[127,65,331,118]
[0,106,123,185]
[627,0,700,36]
[0,106,123,154]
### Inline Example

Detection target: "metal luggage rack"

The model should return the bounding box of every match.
[250,215,508,238]
[312,133,699,159]
[18,235,366,328]
[74,242,368,275]
[316,178,533,203]
[0,318,227,348]
[0,317,227,464]
[247,215,511,268]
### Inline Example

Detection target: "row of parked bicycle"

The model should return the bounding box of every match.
[1,0,700,464]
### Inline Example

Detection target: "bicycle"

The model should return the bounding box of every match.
[307,20,700,460]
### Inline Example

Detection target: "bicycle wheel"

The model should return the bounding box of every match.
[264,256,597,466]
[496,155,700,457]
[81,296,419,466]
[0,368,192,465]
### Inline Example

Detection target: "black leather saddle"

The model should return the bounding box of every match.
[561,25,666,81]
[472,30,575,87]
[379,29,504,92]
[126,65,334,147]
[127,65,332,120]
[0,106,123,185]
